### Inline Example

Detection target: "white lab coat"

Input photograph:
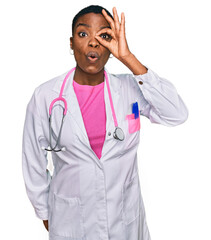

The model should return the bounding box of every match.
[22,66,188,240]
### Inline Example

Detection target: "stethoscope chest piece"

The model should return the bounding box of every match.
[113,127,125,141]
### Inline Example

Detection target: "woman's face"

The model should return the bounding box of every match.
[70,13,112,74]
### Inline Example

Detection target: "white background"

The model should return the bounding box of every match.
[0,0,210,239]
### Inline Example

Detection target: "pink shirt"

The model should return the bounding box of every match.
[72,79,106,160]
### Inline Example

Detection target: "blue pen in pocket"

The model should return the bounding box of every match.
[132,102,139,119]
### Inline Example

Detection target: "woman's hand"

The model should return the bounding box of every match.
[43,220,49,231]
[95,7,131,61]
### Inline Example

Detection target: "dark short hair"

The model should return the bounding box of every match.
[72,5,114,35]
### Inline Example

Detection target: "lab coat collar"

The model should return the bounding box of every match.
[52,66,121,96]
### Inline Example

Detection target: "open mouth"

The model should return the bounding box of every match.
[89,56,97,60]
[87,51,100,62]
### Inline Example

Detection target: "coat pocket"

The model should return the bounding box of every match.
[126,112,141,134]
[122,172,141,225]
[50,192,85,238]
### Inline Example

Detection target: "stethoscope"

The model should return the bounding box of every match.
[45,67,125,152]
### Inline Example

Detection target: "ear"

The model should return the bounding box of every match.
[70,37,73,49]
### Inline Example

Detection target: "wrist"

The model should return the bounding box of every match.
[120,53,148,75]
[119,51,133,63]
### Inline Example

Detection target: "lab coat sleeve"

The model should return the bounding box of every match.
[22,89,51,220]
[131,66,189,126]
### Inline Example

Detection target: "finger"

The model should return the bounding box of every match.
[102,9,115,30]
[120,12,125,37]
[113,7,120,32]
[95,35,111,49]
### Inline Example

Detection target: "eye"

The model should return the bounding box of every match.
[100,33,111,40]
[78,32,87,37]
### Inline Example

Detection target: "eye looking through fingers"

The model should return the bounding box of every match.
[100,33,112,40]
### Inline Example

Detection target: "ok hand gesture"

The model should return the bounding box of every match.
[95,7,131,61]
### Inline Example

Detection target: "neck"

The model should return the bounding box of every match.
[73,65,105,86]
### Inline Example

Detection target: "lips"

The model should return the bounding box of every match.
[86,51,100,62]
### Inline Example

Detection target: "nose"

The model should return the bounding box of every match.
[88,35,99,48]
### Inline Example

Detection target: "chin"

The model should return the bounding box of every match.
[78,64,104,74]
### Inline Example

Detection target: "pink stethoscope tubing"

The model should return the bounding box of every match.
[49,67,76,116]
[46,67,124,152]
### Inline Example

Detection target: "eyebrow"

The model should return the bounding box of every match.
[75,23,111,30]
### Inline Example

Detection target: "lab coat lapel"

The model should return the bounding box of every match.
[63,69,90,146]
[101,71,123,159]
[103,69,121,139]
[52,69,89,146]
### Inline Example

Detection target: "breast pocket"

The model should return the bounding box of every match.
[126,112,141,134]
[122,172,141,225]
[50,192,85,238]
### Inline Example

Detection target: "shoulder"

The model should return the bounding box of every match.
[34,71,68,98]
[27,70,68,110]
[108,72,139,89]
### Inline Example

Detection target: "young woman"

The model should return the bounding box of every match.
[22,5,188,240]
